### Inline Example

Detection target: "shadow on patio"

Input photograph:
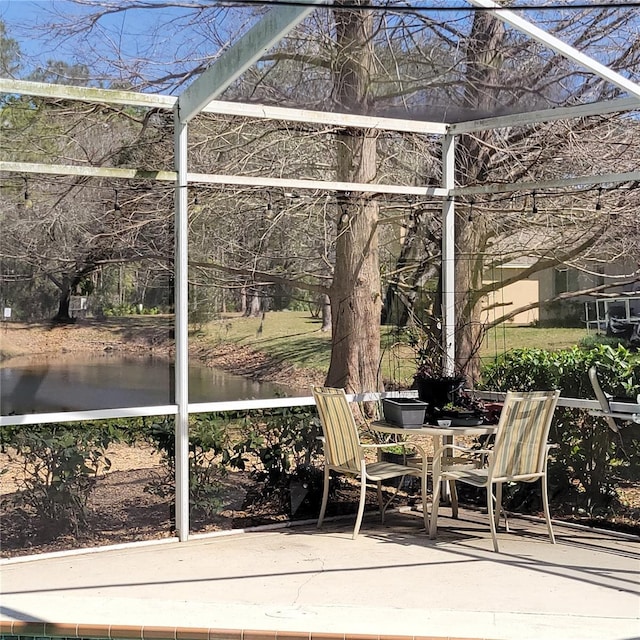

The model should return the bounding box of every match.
[1,507,638,640]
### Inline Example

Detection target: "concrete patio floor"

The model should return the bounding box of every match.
[1,507,638,640]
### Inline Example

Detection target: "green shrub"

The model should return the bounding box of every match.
[140,408,325,519]
[482,345,640,516]
[3,421,124,535]
[227,405,324,515]
[579,333,631,350]
[143,414,229,517]
[229,405,322,479]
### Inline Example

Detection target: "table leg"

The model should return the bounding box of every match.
[440,434,453,503]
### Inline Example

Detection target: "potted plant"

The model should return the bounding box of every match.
[406,326,465,415]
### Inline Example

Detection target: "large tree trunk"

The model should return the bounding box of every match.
[320,293,331,332]
[325,3,382,402]
[455,12,505,382]
[49,273,74,323]
[454,222,487,385]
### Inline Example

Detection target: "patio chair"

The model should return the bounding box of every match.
[312,386,428,539]
[429,390,560,552]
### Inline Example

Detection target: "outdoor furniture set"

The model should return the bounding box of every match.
[311,385,561,552]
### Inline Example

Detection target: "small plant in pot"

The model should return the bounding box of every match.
[437,391,487,426]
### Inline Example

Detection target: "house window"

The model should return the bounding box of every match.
[555,268,569,294]
[554,268,578,295]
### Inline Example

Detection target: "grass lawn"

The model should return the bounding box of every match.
[197,311,592,385]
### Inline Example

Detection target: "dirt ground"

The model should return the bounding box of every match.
[0,441,292,557]
[0,439,388,558]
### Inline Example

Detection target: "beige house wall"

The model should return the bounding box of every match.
[481,267,540,326]
[481,259,637,328]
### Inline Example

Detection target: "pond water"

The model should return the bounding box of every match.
[0,353,301,415]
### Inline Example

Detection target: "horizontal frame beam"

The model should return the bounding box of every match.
[0,406,178,427]
[202,100,447,135]
[453,171,640,196]
[188,171,448,197]
[4,161,635,198]
[4,79,634,137]
[1,392,609,427]
[0,78,176,109]
[0,79,446,134]
[0,393,375,427]
[0,161,448,197]
[0,161,175,181]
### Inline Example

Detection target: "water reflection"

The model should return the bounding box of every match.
[1,353,299,415]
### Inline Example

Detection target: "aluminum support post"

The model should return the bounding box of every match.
[173,107,190,541]
[439,134,457,506]
[441,135,456,376]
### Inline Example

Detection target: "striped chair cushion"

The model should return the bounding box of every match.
[313,387,362,473]
[491,391,559,480]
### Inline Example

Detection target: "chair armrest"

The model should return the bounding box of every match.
[433,444,492,456]
[362,442,400,449]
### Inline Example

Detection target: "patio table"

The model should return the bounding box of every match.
[368,420,498,515]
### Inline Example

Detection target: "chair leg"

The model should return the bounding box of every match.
[376,480,384,516]
[449,480,459,519]
[541,475,556,544]
[381,479,403,524]
[487,485,500,552]
[353,474,368,539]
[421,471,429,531]
[428,478,442,539]
[495,482,503,531]
[317,465,330,529]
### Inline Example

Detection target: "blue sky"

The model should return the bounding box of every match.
[1,0,72,61]
[0,0,205,88]
[2,1,637,96]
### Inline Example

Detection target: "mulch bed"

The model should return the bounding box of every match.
[0,461,385,559]
[3,460,637,560]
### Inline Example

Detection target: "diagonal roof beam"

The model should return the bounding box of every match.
[450,96,640,134]
[467,0,640,100]
[177,1,323,124]
[452,171,640,197]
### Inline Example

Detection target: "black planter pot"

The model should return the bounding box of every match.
[414,376,465,411]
